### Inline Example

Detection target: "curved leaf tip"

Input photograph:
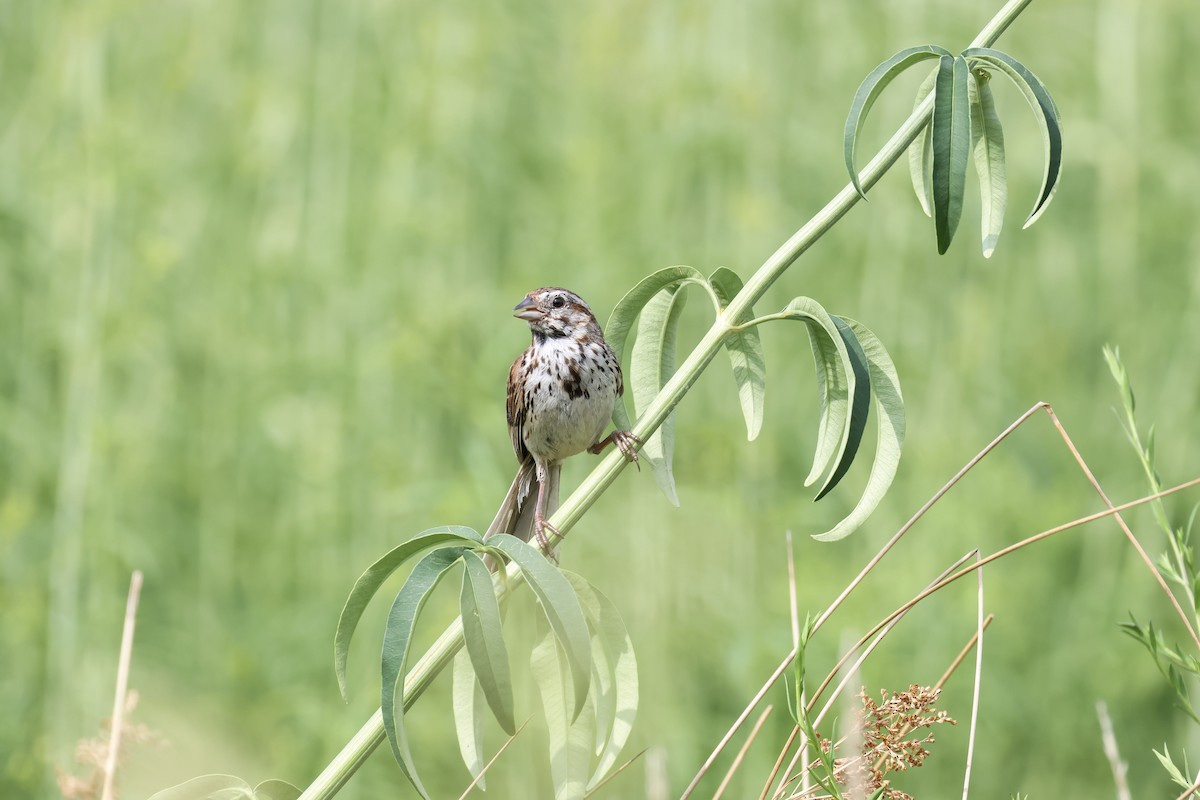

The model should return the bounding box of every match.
[334,527,481,702]
[844,44,951,199]
[811,319,904,541]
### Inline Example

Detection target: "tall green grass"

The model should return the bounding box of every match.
[3,1,1198,797]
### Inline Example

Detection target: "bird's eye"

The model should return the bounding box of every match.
[552,296,566,309]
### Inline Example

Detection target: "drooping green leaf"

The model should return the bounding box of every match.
[812,319,905,541]
[532,628,596,800]
[931,55,972,254]
[605,266,710,431]
[844,45,952,198]
[962,48,1063,227]
[907,67,939,217]
[146,776,300,800]
[709,267,766,442]
[147,774,255,800]
[630,283,689,506]
[452,648,487,789]
[969,69,1008,258]
[816,317,872,500]
[781,297,869,499]
[562,571,639,791]
[381,546,468,799]
[334,526,481,700]
[460,551,515,734]
[795,305,850,489]
[252,780,302,800]
[488,534,592,718]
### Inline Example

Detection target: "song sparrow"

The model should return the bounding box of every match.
[485,287,639,553]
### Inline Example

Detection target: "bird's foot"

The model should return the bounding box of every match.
[533,513,562,563]
[589,430,642,471]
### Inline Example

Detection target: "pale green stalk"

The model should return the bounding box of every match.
[298,2,1035,797]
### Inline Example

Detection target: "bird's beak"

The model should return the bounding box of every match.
[513,295,543,322]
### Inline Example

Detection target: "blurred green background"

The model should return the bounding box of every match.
[3,0,1199,797]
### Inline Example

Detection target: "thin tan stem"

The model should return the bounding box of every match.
[855,477,1200,660]
[456,717,531,800]
[960,556,984,800]
[770,732,806,800]
[1095,701,1131,800]
[694,475,1200,800]
[101,570,143,800]
[687,404,1052,799]
[712,706,774,800]
[936,615,994,691]
[758,725,800,800]
[813,402,1049,633]
[583,748,649,799]
[1176,775,1200,800]
[1043,405,1200,650]
[812,551,978,723]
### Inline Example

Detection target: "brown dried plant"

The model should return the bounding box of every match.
[815,685,955,800]
[56,690,162,800]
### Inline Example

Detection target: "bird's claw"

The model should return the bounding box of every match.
[533,514,562,563]
[612,430,641,471]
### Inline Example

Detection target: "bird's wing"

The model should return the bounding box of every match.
[506,350,530,463]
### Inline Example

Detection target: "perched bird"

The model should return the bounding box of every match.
[486,287,639,552]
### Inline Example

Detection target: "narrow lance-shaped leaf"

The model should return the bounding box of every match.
[962,48,1063,227]
[334,526,482,700]
[969,68,1008,258]
[798,307,850,489]
[778,297,869,499]
[147,775,256,800]
[813,318,905,541]
[709,267,766,442]
[488,534,592,718]
[562,571,640,791]
[908,66,939,217]
[630,283,689,506]
[460,551,515,733]
[815,316,872,499]
[605,265,710,432]
[380,546,468,799]
[532,628,596,800]
[452,648,487,789]
[253,780,302,800]
[844,45,952,198]
[931,54,972,254]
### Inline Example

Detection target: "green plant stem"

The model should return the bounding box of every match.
[298,1,1035,797]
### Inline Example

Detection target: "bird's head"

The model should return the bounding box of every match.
[513,287,600,340]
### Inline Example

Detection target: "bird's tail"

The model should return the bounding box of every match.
[485,457,561,543]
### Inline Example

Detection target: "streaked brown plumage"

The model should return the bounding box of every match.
[486,287,639,553]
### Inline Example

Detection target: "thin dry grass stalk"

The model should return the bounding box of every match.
[57,571,155,800]
[812,552,978,729]
[712,706,774,800]
[456,717,531,800]
[103,571,143,800]
[56,691,160,800]
[583,748,648,799]
[936,616,993,691]
[1042,406,1200,651]
[684,400,1200,797]
[1176,776,1200,800]
[1095,701,1131,800]
[685,403,1051,794]
[960,556,984,800]
[758,725,801,800]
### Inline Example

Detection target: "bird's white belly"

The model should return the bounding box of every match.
[521,340,618,464]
